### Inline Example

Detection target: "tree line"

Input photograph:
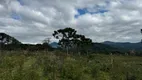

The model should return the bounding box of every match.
[0,28,142,55]
[0,28,93,54]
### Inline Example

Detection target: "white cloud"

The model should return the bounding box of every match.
[0,0,142,43]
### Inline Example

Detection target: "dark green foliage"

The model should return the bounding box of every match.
[1,44,54,51]
[103,41,142,52]
[53,28,77,53]
[0,33,55,51]
[72,34,93,53]
[53,27,93,54]
[0,33,21,45]
[0,33,22,51]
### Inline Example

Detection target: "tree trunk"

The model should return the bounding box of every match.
[66,46,69,55]
[0,43,1,55]
[87,50,89,56]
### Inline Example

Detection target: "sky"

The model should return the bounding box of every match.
[0,0,142,44]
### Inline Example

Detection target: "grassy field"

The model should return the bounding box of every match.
[0,51,142,80]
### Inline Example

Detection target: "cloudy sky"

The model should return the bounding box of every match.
[0,0,142,43]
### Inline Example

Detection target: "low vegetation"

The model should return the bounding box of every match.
[0,51,142,80]
[0,28,142,80]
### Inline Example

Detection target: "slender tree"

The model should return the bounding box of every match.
[42,38,51,45]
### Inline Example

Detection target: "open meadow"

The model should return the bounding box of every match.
[0,51,142,80]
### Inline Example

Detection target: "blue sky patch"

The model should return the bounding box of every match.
[90,9,108,14]
[11,12,21,20]
[77,8,88,15]
[105,0,110,5]
[75,8,88,18]
[75,8,108,18]
[17,0,24,5]
[75,1,110,18]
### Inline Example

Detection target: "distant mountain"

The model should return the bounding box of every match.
[91,43,118,53]
[49,42,117,52]
[49,41,142,53]
[50,42,59,48]
[103,41,142,51]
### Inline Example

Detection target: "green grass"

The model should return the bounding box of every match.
[0,51,142,80]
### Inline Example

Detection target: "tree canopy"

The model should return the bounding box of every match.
[53,27,93,54]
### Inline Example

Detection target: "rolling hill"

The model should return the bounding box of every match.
[103,41,142,51]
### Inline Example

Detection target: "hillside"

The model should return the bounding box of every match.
[103,41,142,51]
[92,43,118,53]
[0,33,22,45]
[50,42,118,53]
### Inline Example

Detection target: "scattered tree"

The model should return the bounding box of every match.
[42,38,51,45]
[42,38,52,51]
[53,27,93,55]
[73,34,93,55]
[53,28,77,54]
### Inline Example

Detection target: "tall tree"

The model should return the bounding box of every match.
[73,34,93,55]
[53,28,93,55]
[53,27,77,54]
